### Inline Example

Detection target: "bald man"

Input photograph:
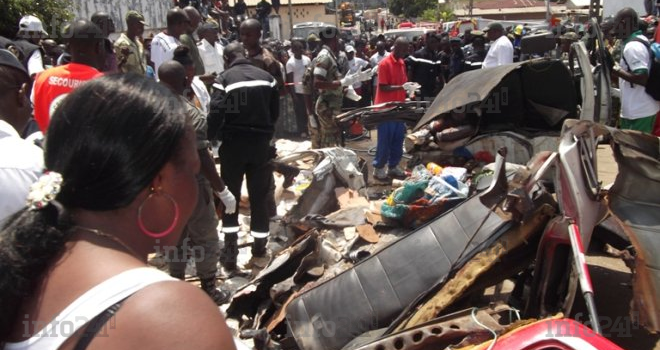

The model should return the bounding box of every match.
[373,37,413,180]
[151,8,189,79]
[239,19,283,91]
[180,6,205,76]
[612,7,660,133]
[159,60,235,305]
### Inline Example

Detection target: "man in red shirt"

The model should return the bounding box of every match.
[373,37,415,180]
[32,20,104,132]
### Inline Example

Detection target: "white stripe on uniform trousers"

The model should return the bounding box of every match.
[223,79,277,93]
[222,226,240,233]
[250,231,269,238]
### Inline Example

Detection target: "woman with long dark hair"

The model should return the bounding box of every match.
[0,74,236,349]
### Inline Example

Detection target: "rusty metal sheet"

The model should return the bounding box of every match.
[345,305,514,350]
[414,60,578,132]
[607,129,660,333]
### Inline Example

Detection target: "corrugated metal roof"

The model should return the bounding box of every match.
[243,0,332,6]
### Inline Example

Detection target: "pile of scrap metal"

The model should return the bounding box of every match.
[281,147,561,350]
[226,146,405,336]
[225,120,660,350]
[226,145,560,349]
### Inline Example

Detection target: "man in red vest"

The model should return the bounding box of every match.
[32,20,104,132]
[373,37,417,180]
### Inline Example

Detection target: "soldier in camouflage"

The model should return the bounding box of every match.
[312,26,372,147]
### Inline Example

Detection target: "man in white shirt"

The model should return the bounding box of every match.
[0,50,43,225]
[197,23,224,76]
[151,8,189,79]
[369,41,389,103]
[345,45,369,106]
[286,40,311,136]
[482,22,514,69]
[612,7,660,133]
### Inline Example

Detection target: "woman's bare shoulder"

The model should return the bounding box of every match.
[88,280,236,350]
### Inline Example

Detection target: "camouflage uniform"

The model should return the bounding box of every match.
[313,45,343,147]
[113,33,146,75]
[301,67,321,148]
[169,96,220,280]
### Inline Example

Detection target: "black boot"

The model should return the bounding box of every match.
[220,232,239,271]
[200,277,231,305]
[252,237,268,257]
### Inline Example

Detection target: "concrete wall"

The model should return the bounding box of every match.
[71,0,171,33]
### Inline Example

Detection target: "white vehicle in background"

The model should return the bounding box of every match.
[383,28,436,42]
[291,22,336,40]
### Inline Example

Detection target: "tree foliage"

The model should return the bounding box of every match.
[420,9,438,22]
[1,0,74,38]
[389,0,437,19]
[420,5,455,22]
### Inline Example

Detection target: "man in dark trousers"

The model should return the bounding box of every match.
[208,42,279,272]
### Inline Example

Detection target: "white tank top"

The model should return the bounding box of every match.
[5,267,175,350]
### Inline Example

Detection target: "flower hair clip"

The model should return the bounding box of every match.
[26,171,63,210]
